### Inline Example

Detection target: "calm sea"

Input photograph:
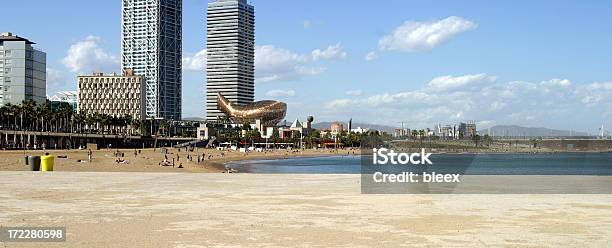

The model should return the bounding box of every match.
[226,153,612,175]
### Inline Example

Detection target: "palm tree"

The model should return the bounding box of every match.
[0,105,9,129]
[72,113,85,133]
[57,103,73,132]
[131,119,142,135]
[8,104,20,130]
[84,113,93,133]
[123,114,133,135]
[100,114,111,134]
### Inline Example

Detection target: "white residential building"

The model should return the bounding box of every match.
[0,32,46,106]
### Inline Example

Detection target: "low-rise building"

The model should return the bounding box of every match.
[77,70,145,119]
[330,121,344,134]
[49,91,78,111]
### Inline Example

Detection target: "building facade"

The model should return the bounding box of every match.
[77,71,146,120]
[206,0,255,121]
[0,32,46,106]
[121,0,182,120]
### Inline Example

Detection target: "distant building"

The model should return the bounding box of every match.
[48,91,78,111]
[458,122,468,137]
[0,32,46,106]
[394,128,410,138]
[206,0,255,121]
[435,122,477,139]
[77,70,146,120]
[467,122,477,137]
[330,122,344,134]
[351,127,370,134]
[121,0,182,120]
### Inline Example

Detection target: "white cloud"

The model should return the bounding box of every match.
[46,68,63,86]
[346,90,363,96]
[364,51,378,61]
[312,43,347,61]
[540,78,571,87]
[255,43,344,83]
[255,45,312,83]
[183,49,207,71]
[587,82,612,91]
[325,99,353,109]
[265,89,296,97]
[61,35,119,73]
[379,16,477,52]
[426,73,496,92]
[45,68,67,94]
[303,20,312,29]
[324,75,610,131]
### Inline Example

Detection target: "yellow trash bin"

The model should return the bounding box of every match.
[41,155,55,172]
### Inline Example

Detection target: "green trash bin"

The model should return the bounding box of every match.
[28,156,41,171]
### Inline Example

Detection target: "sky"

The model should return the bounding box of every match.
[4,0,612,134]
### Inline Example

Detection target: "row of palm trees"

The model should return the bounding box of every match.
[0,100,147,135]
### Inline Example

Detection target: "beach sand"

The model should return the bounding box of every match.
[0,148,356,173]
[0,172,611,247]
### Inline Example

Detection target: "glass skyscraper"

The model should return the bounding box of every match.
[121,0,182,120]
[206,0,255,122]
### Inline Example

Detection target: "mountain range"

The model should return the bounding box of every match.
[478,125,589,137]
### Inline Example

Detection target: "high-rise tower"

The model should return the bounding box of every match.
[121,0,182,120]
[206,0,255,122]
[0,32,46,106]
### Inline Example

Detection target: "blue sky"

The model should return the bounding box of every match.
[4,0,612,133]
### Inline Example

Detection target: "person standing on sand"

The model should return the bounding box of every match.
[88,149,92,163]
[134,149,138,158]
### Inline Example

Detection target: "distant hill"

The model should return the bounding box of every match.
[182,117,205,122]
[478,125,589,137]
[312,122,396,133]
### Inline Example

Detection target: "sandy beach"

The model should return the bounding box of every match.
[0,148,357,173]
[0,172,610,247]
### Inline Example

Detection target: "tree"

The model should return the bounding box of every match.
[472,134,481,147]
[9,104,20,130]
[123,114,133,135]
[73,113,85,133]
[57,102,73,132]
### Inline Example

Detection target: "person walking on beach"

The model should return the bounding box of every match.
[88,149,92,163]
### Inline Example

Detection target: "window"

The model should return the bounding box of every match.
[4,68,10,73]
[4,77,10,82]
[4,59,11,66]
[4,50,11,57]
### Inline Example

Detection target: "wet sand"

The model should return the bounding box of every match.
[0,148,356,173]
[0,172,611,247]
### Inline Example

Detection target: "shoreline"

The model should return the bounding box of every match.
[0,147,609,174]
[0,148,359,173]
